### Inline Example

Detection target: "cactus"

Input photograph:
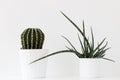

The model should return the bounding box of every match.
[21,28,45,49]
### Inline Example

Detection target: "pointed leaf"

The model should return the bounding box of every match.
[62,36,77,51]
[60,11,91,50]
[102,57,115,62]
[30,50,83,64]
[93,38,106,54]
[90,27,94,51]
[77,34,84,53]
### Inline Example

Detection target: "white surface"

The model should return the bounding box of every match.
[3,76,120,80]
[0,0,120,80]
[45,78,120,80]
[44,77,120,80]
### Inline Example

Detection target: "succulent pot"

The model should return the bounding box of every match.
[79,58,102,78]
[19,49,48,80]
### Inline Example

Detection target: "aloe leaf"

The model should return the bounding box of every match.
[98,42,109,52]
[82,21,87,57]
[94,51,104,58]
[30,50,72,64]
[83,21,85,35]
[65,46,74,51]
[93,50,103,58]
[62,36,77,51]
[93,38,106,54]
[60,11,91,50]
[102,57,115,62]
[77,34,84,53]
[88,28,95,58]
[83,21,86,49]
[84,42,89,58]
[30,50,83,64]
[98,48,110,57]
[90,27,94,51]
[93,47,110,58]
[83,21,86,50]
[100,54,105,57]
[65,46,83,58]
[71,50,83,58]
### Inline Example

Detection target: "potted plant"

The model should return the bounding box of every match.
[30,12,114,78]
[19,28,48,80]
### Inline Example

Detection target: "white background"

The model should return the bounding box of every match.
[0,0,120,80]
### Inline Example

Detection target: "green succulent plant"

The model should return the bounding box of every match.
[30,12,114,64]
[21,28,45,49]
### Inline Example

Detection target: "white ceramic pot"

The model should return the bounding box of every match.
[79,58,102,78]
[19,49,48,80]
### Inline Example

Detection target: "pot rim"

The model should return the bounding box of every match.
[79,58,103,60]
[20,49,48,50]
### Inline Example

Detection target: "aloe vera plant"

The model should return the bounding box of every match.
[31,12,114,64]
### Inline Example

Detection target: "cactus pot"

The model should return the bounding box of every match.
[79,58,102,78]
[19,49,48,80]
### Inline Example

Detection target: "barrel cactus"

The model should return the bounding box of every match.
[21,28,45,49]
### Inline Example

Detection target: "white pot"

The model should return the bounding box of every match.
[79,58,102,78]
[19,49,48,80]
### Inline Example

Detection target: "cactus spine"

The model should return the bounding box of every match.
[21,28,45,49]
